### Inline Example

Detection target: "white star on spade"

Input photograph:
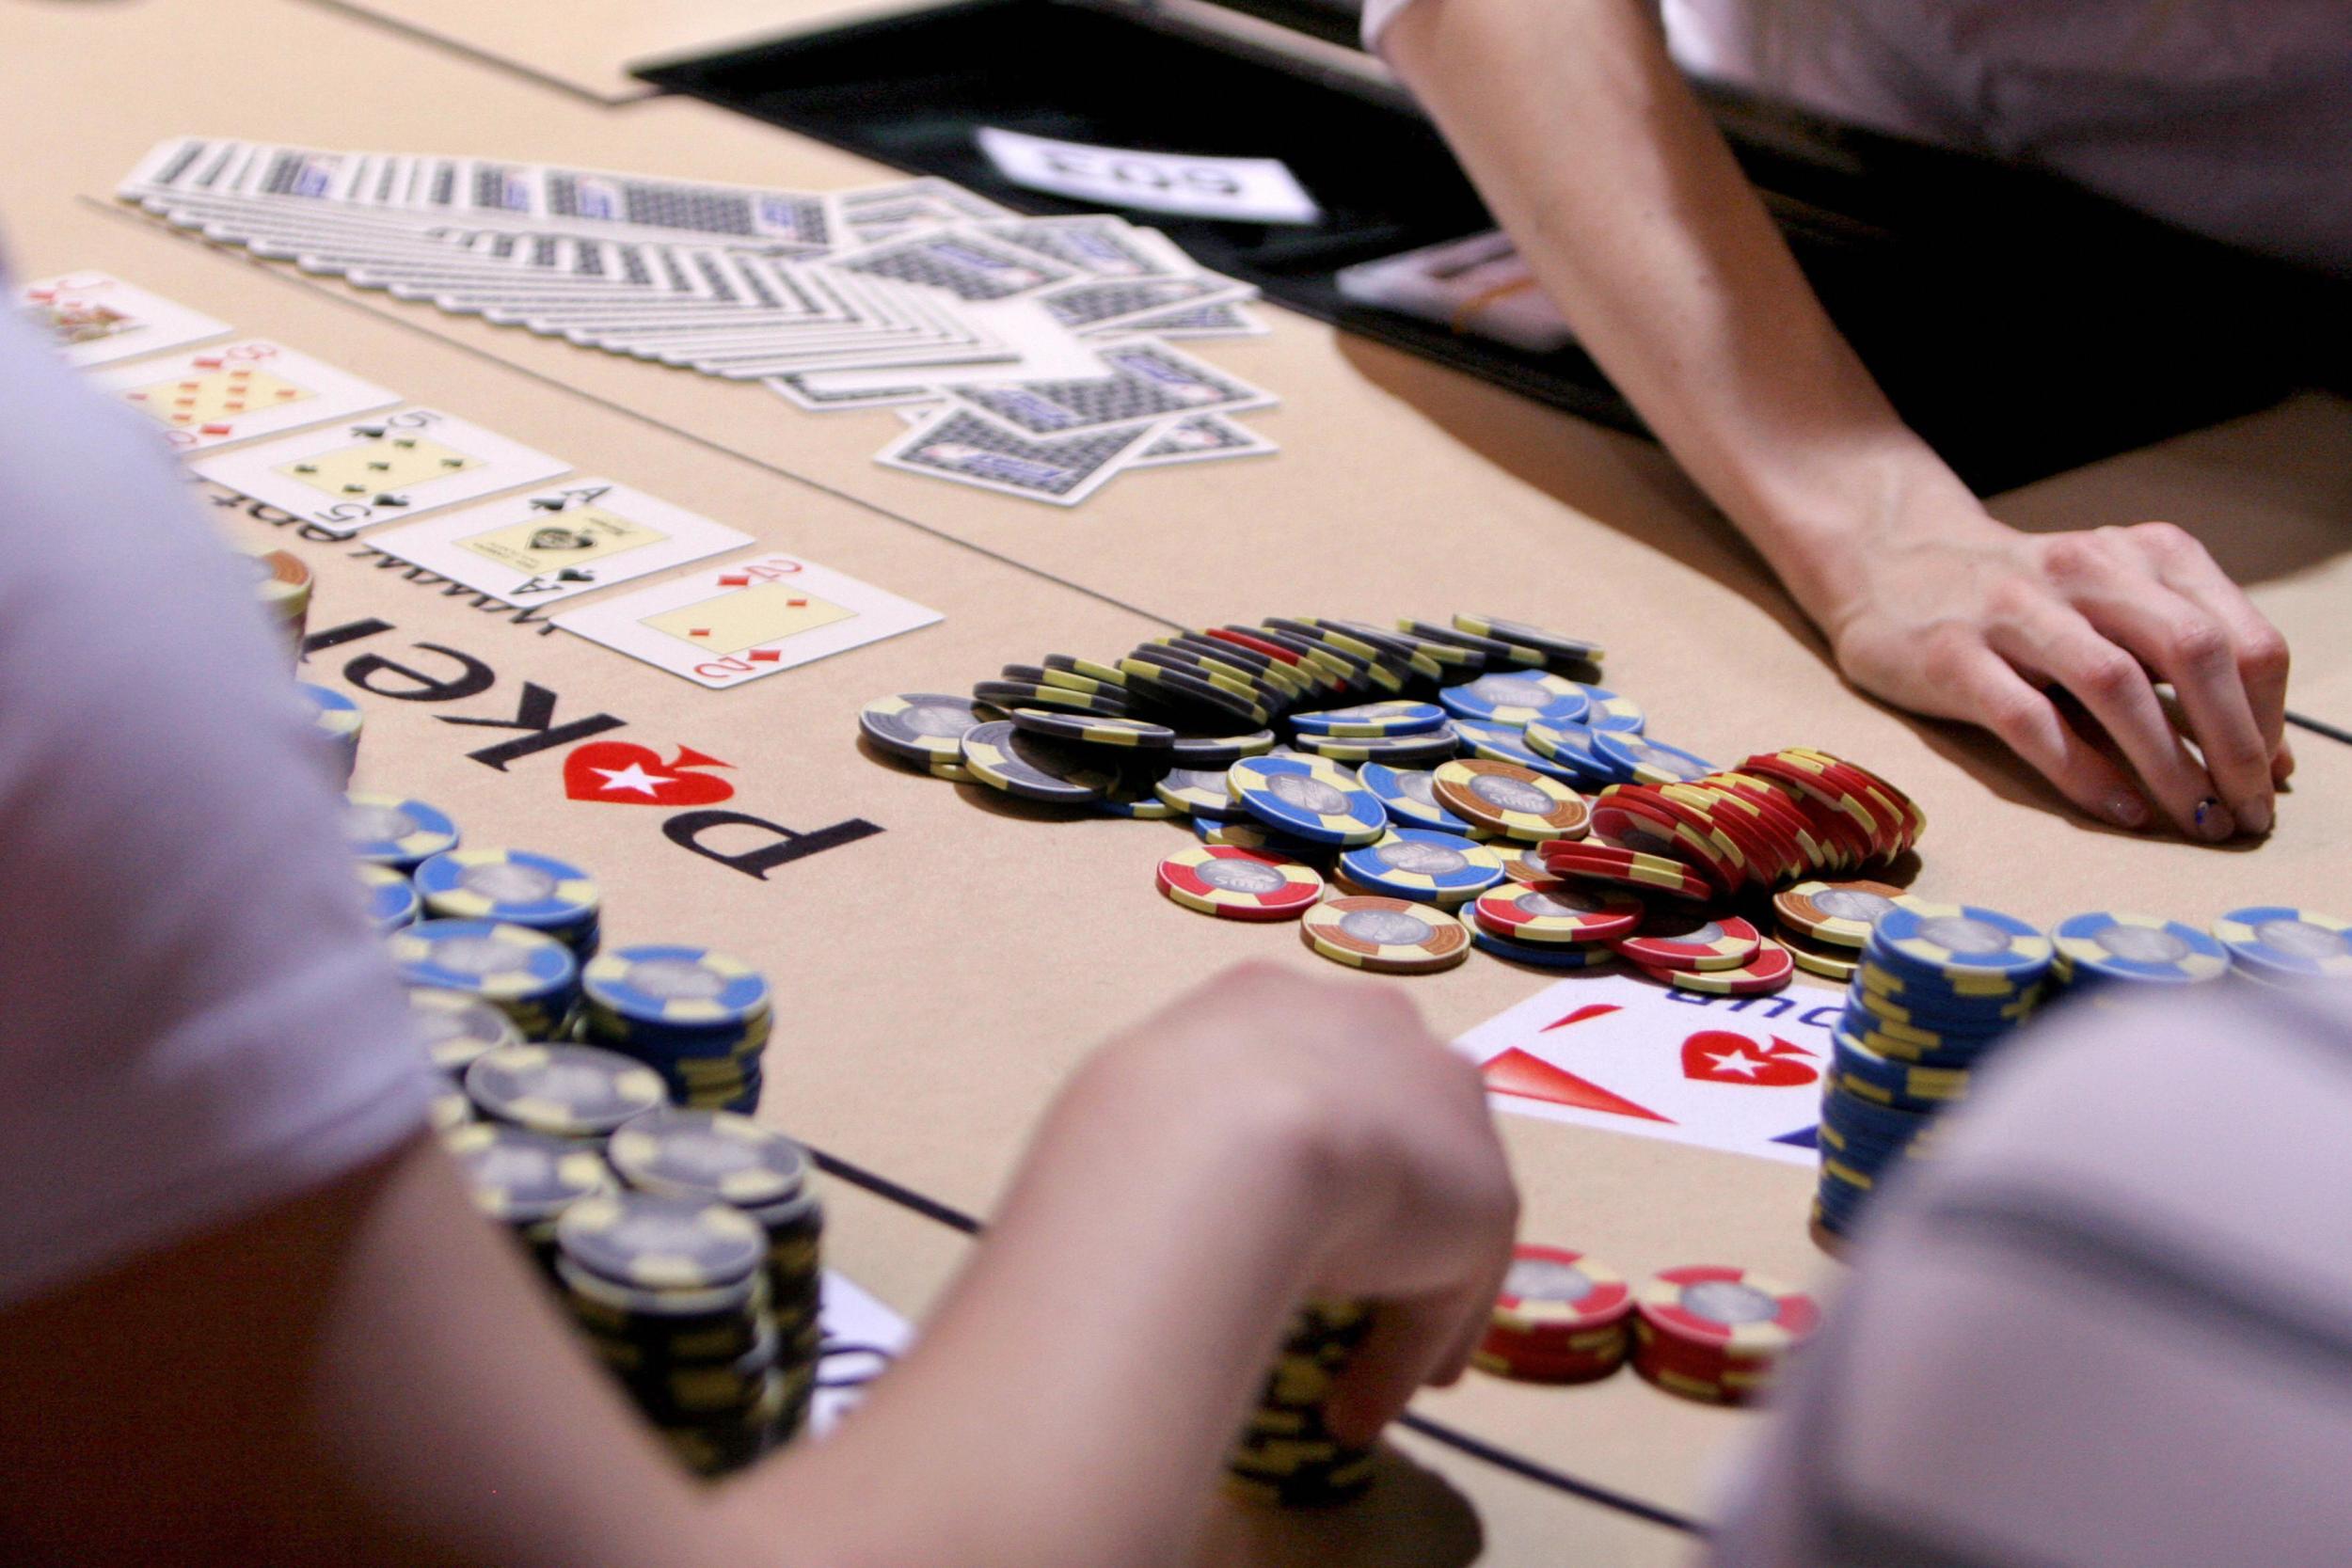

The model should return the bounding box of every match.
[591,762,667,798]
[1705,1044,1770,1078]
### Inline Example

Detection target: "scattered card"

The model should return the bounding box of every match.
[553,550,942,689]
[18,272,229,367]
[368,479,753,606]
[1125,412,1279,468]
[190,406,573,535]
[87,339,398,453]
[878,404,1165,506]
[1454,973,1842,1166]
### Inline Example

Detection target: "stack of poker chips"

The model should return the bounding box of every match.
[580,945,773,1116]
[2050,911,2233,1004]
[2209,906,2352,994]
[1630,1266,1820,1405]
[464,1042,669,1145]
[1768,879,1903,982]
[405,986,519,1128]
[554,1192,790,1480]
[246,546,311,668]
[608,1108,826,1447]
[1815,898,2054,1242]
[443,1120,613,1270]
[1224,1298,1379,1508]
[393,919,582,1039]
[345,791,462,872]
[1473,1244,1635,1383]
[357,863,420,933]
[296,681,363,786]
[413,847,603,958]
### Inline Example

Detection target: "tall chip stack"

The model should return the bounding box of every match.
[413,847,603,958]
[1815,897,2055,1243]
[464,1041,668,1145]
[580,945,772,1115]
[554,1192,789,1480]
[1224,1298,1379,1508]
[608,1108,826,1448]
[393,919,582,1039]
[443,1120,613,1271]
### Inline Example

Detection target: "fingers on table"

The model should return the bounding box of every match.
[2122,521,2296,780]
[1942,640,2151,829]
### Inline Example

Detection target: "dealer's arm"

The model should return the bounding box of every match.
[1382,0,2293,841]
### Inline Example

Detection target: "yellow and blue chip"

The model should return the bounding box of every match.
[464,1041,668,1139]
[2210,906,2352,981]
[1229,753,1390,847]
[583,944,771,1028]
[2053,911,2233,987]
[1337,828,1505,903]
[344,790,459,869]
[1289,700,1447,739]
[556,1190,768,1293]
[1869,897,2054,987]
[392,917,579,1010]
[357,862,419,933]
[1437,672,1591,731]
[414,847,599,931]
[608,1107,810,1210]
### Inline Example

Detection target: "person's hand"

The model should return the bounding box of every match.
[1820,509,2292,840]
[1071,963,1518,1442]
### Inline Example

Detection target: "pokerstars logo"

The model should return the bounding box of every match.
[564,743,737,807]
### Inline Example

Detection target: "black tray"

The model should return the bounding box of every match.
[642,0,2339,493]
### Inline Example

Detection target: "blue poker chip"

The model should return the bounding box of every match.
[1227,753,1389,847]
[414,848,600,933]
[1829,1030,1973,1112]
[358,863,420,933]
[1470,926,1621,970]
[1449,719,1588,786]
[1867,898,2054,988]
[1590,731,1716,785]
[2053,911,2233,987]
[1436,672,1591,731]
[1289,701,1448,738]
[1358,763,1471,832]
[1193,813,1338,860]
[1520,721,1617,785]
[1571,686,1645,733]
[1338,829,1505,902]
[392,919,580,1010]
[1820,1083,1935,1149]
[2209,907,2352,980]
[344,792,460,870]
[583,945,771,1029]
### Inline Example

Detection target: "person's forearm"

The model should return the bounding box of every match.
[720,1054,1328,1568]
[1385,0,1982,624]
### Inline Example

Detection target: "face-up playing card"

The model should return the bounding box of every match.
[87,340,399,454]
[1454,972,1847,1165]
[877,404,1166,505]
[552,551,942,689]
[366,479,753,606]
[189,406,574,536]
[17,272,230,368]
[944,340,1275,436]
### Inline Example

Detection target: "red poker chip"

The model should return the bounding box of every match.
[1538,842,1714,902]
[1635,1264,1821,1355]
[1712,776,1832,873]
[1634,942,1798,994]
[1588,792,1737,895]
[1664,784,1798,885]
[1612,911,1763,972]
[1743,762,1877,867]
[1742,755,1894,863]
[1612,784,1754,893]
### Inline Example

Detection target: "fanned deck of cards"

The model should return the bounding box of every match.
[118,137,1280,507]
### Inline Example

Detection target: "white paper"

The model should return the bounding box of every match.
[976,127,1321,226]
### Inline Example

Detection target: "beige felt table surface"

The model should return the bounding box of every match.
[8,0,2350,1559]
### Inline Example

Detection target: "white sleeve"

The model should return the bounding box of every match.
[0,298,428,1309]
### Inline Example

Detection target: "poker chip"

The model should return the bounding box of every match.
[1496,844,1562,885]
[428,1075,475,1132]
[392,918,580,1032]
[1358,762,1473,832]
[1452,615,1604,669]
[1637,942,1796,995]
[1773,879,1903,948]
[1226,1298,1379,1507]
[358,863,420,933]
[345,791,460,870]
[1009,707,1175,750]
[557,1191,768,1294]
[1300,895,1473,974]
[1776,923,1863,981]
[1167,729,1278,766]
[2210,907,2352,980]
[1470,881,1644,944]
[1157,844,1325,921]
[1228,753,1389,847]
[444,1121,612,1230]
[1521,719,1615,782]
[1431,758,1589,842]
[1632,1266,1819,1404]
[413,847,600,950]
[1399,618,1542,668]
[1288,701,1447,738]
[583,946,771,1029]
[1571,685,1645,733]
[859,693,993,765]
[1152,767,1243,816]
[1470,926,1623,969]
[1195,816,1335,859]
[1831,1028,1973,1109]
[972,678,1130,717]
[1591,731,1715,785]
[465,1041,668,1139]
[961,720,1127,804]
[1476,1243,1634,1383]
[2052,911,2233,987]
[297,681,363,784]
[1538,841,1713,901]
[1870,898,2053,988]
[1290,727,1461,767]
[1436,671,1591,731]
[609,1108,810,1209]
[1612,910,1763,972]
[1336,829,1504,903]
[1451,718,1592,787]
[1093,778,1179,818]
[1589,787,1741,893]
[1120,657,1271,724]
[405,986,521,1071]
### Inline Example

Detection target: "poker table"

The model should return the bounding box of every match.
[10,1,2351,1561]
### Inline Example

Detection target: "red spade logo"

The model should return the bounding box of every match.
[1679,1030,1817,1088]
[564,742,736,807]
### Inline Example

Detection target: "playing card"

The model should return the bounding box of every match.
[552,550,942,689]
[87,339,399,453]
[1454,973,1844,1165]
[17,272,229,367]
[367,479,753,607]
[1123,412,1279,468]
[1034,276,1254,335]
[1335,230,1577,355]
[877,404,1166,505]
[810,1270,914,1439]
[1083,300,1270,340]
[189,406,573,536]
[828,228,1075,303]
[943,340,1275,436]
[977,216,1198,279]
